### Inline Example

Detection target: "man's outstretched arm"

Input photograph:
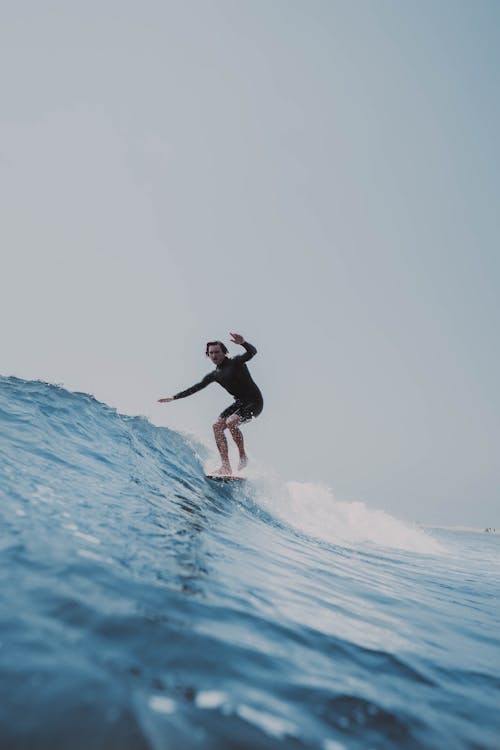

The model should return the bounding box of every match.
[158,373,214,403]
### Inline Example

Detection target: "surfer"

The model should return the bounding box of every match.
[158,333,263,476]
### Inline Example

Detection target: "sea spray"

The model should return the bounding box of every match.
[251,478,443,555]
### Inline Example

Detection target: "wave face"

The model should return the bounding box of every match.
[1,376,499,750]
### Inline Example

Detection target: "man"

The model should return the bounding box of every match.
[158,333,263,476]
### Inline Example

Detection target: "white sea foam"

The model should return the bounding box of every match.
[323,740,347,750]
[73,530,101,545]
[76,549,114,565]
[255,478,443,555]
[195,690,228,709]
[148,695,176,714]
[236,704,297,740]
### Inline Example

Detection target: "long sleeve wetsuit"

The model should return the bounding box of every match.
[173,341,263,421]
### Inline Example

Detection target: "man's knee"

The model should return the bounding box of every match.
[213,418,226,433]
[227,415,242,432]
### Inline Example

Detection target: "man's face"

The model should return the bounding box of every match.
[208,345,226,366]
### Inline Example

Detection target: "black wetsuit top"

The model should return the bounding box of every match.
[173,342,263,418]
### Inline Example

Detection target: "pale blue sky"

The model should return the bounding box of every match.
[1,1,499,526]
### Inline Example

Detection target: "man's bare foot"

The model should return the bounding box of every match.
[213,465,232,476]
[238,455,248,471]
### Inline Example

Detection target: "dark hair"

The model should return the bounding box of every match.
[205,340,228,357]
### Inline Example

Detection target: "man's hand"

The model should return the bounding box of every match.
[230,332,245,345]
[157,397,174,403]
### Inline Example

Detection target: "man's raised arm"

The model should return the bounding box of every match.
[230,332,257,362]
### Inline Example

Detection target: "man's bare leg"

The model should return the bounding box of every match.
[212,419,232,475]
[226,414,248,471]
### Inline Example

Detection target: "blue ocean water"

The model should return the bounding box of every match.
[0,376,499,750]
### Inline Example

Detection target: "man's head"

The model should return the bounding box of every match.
[206,340,228,366]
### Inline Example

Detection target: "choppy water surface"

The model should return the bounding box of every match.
[0,376,498,749]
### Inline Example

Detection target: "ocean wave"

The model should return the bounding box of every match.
[1,376,498,749]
